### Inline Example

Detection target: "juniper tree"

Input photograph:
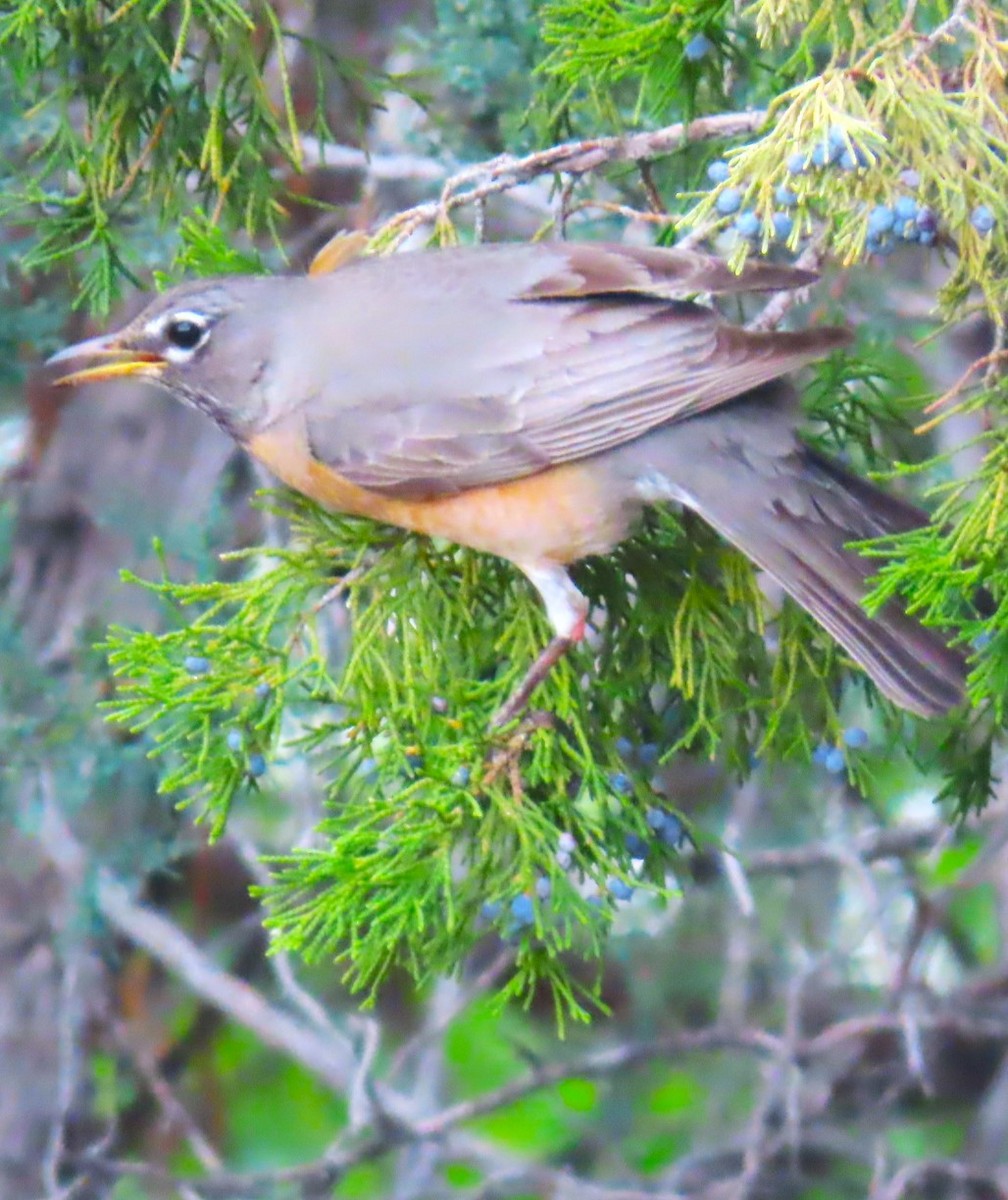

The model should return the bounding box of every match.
[2,0,1006,1022]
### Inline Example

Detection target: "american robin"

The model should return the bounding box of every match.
[48,241,965,717]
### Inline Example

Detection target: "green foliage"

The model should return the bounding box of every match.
[103,452,974,1016]
[538,0,1008,319]
[540,0,737,126]
[0,0,376,311]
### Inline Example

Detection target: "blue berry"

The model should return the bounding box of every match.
[661,703,683,733]
[774,183,797,208]
[625,833,649,858]
[915,207,937,235]
[535,876,552,900]
[734,210,760,239]
[659,815,686,848]
[451,765,471,787]
[557,831,576,854]
[431,695,448,714]
[610,771,632,795]
[509,894,535,927]
[772,211,793,240]
[359,756,377,777]
[684,33,713,60]
[841,144,870,171]
[973,630,992,651]
[900,168,921,188]
[556,850,572,870]
[255,682,271,698]
[811,128,844,168]
[480,901,502,921]
[226,729,243,752]
[898,221,920,243]
[865,231,894,256]
[615,736,634,759]
[715,187,742,215]
[867,205,895,235]
[638,743,659,767]
[843,726,869,749]
[645,806,667,831]
[608,878,635,901]
[184,655,210,675]
[786,151,808,175]
[894,194,918,222]
[919,229,936,247]
[823,747,846,775]
[248,753,267,778]
[812,743,831,765]
[971,204,995,234]
[706,159,730,184]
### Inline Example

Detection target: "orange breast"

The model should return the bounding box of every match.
[246,424,629,566]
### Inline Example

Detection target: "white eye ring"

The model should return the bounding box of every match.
[148,310,211,362]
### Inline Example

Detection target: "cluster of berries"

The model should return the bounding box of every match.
[481,858,556,936]
[786,126,873,176]
[612,736,688,861]
[707,160,795,243]
[184,654,272,778]
[483,764,690,937]
[483,831,642,937]
[707,134,997,256]
[812,725,869,775]
[865,191,938,254]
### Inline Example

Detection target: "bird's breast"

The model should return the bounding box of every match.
[245,425,632,567]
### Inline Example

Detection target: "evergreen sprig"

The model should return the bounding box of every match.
[0,0,376,310]
[102,427,973,1015]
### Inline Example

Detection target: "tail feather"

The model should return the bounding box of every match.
[615,383,966,717]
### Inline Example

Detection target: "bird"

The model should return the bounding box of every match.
[47,239,966,719]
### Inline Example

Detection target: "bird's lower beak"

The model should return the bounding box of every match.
[46,334,167,387]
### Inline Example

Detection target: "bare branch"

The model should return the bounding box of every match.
[95,871,358,1094]
[373,110,768,246]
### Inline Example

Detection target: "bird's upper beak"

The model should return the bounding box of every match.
[46,333,167,387]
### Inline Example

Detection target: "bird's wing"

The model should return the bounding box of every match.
[299,242,850,499]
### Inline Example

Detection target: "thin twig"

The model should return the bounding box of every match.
[375,110,768,247]
[388,948,515,1080]
[95,871,359,1093]
[111,1019,223,1171]
[905,0,974,64]
[746,235,826,331]
[412,1028,781,1137]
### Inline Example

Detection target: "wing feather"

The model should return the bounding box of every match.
[301,243,850,499]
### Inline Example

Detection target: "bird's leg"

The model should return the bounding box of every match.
[489,564,588,731]
[488,633,578,731]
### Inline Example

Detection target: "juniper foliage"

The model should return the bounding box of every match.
[0,0,375,312]
[5,0,1007,1018]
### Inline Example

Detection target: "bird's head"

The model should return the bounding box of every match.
[47,276,283,437]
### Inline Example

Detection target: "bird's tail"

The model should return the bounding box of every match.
[610,382,966,717]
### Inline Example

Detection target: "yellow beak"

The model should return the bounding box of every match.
[46,334,167,387]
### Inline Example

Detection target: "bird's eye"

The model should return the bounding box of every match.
[165,315,207,351]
